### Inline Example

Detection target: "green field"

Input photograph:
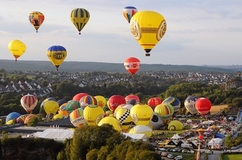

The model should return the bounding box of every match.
[222,153,242,160]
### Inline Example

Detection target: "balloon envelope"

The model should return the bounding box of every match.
[6,112,21,123]
[124,57,140,75]
[130,104,153,125]
[162,96,181,113]
[65,100,80,113]
[184,95,198,114]
[195,97,212,116]
[8,39,26,61]
[70,8,90,35]
[83,105,104,125]
[125,94,140,104]
[29,11,45,32]
[95,95,107,108]
[73,92,89,101]
[43,100,59,115]
[47,45,67,71]
[20,94,38,113]
[108,95,126,111]
[130,10,167,56]
[70,108,86,127]
[148,97,162,110]
[123,6,138,23]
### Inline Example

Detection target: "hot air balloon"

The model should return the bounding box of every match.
[65,100,80,113]
[184,95,198,114]
[95,95,107,108]
[6,112,21,124]
[79,95,97,108]
[147,97,162,110]
[154,103,174,124]
[83,105,104,125]
[73,92,89,101]
[162,96,181,113]
[47,45,67,71]
[43,100,59,116]
[8,39,26,61]
[130,104,153,126]
[149,112,163,130]
[16,115,27,124]
[29,11,45,33]
[70,8,90,35]
[107,95,126,112]
[24,114,39,124]
[123,6,138,23]
[125,94,140,104]
[195,97,212,116]
[98,116,122,132]
[168,120,184,131]
[116,108,133,132]
[124,57,140,76]
[70,108,86,127]
[130,10,167,56]
[20,94,38,113]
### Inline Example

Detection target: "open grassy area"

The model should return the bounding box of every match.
[210,105,228,115]
[222,153,242,160]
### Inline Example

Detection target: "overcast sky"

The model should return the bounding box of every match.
[0,0,241,65]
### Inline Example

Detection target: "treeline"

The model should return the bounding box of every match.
[0,125,168,160]
[1,80,242,116]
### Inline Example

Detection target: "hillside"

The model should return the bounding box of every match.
[0,60,235,73]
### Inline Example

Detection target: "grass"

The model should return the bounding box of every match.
[222,153,242,160]
[210,105,228,115]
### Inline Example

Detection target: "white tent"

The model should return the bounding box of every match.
[170,134,182,140]
[33,128,74,141]
[208,138,223,149]
[122,133,148,141]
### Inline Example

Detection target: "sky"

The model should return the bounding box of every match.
[0,0,241,66]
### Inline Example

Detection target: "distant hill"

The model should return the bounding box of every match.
[0,60,236,73]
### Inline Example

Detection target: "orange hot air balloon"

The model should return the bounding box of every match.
[195,97,212,116]
[124,57,140,75]
[20,94,38,113]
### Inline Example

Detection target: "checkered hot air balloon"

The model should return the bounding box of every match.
[20,94,38,113]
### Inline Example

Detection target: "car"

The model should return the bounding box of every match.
[158,148,166,151]
[174,155,183,160]
[167,154,174,159]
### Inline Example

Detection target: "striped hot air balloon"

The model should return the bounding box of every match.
[20,94,38,113]
[79,95,97,108]
[70,8,90,35]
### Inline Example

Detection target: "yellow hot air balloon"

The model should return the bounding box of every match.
[29,11,45,33]
[43,100,59,116]
[98,116,122,132]
[8,39,26,61]
[130,10,167,56]
[83,105,104,125]
[116,108,133,132]
[47,45,67,71]
[130,104,153,126]
[94,95,107,108]
[70,8,90,35]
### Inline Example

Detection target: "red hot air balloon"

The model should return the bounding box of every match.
[195,97,212,116]
[108,95,126,112]
[20,94,38,113]
[148,97,162,110]
[124,57,140,75]
[72,92,89,101]
[125,94,140,104]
